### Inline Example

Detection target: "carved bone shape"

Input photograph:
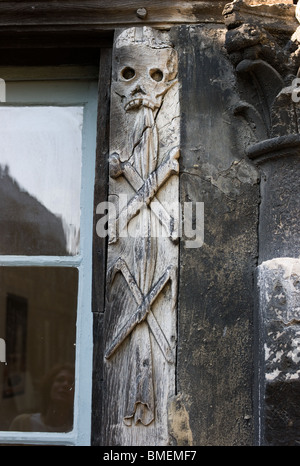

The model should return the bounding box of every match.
[109,152,179,243]
[105,258,176,363]
[109,147,180,244]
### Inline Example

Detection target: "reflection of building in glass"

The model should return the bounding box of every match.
[0,165,68,255]
[0,167,77,430]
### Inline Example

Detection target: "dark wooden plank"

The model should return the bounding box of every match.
[174,24,259,445]
[91,46,112,446]
[0,47,102,65]
[91,311,105,446]
[0,31,113,48]
[92,47,112,315]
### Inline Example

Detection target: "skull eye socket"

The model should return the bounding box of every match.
[149,69,164,82]
[121,67,135,80]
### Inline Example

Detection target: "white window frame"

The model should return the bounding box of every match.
[0,66,98,446]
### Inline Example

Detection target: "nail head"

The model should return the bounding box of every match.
[136,8,148,19]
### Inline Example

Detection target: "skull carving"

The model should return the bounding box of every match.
[113,31,178,113]
[107,28,180,430]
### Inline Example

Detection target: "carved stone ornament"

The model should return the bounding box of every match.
[257,259,300,445]
[102,27,180,445]
[222,0,300,141]
[222,1,300,445]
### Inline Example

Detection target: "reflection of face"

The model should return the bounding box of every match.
[50,370,74,406]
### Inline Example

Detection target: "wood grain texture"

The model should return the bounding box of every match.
[0,0,295,32]
[0,1,295,49]
[91,47,112,447]
[0,1,228,29]
[92,47,112,315]
[99,27,181,446]
[174,24,258,446]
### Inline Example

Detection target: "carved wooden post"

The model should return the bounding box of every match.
[101,26,180,445]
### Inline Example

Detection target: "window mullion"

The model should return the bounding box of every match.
[0,256,83,267]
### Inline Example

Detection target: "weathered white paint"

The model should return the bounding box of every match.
[256,257,300,443]
[258,258,300,376]
[261,257,300,279]
[266,369,281,381]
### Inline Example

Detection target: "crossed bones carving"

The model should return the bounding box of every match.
[105,257,177,364]
[105,146,180,363]
[108,146,180,244]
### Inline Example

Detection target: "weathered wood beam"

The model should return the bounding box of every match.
[0,0,229,30]
[0,0,296,30]
[0,1,296,48]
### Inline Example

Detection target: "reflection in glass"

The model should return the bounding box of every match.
[0,267,78,432]
[0,106,83,256]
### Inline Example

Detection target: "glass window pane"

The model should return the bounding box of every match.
[0,267,78,432]
[0,106,83,256]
